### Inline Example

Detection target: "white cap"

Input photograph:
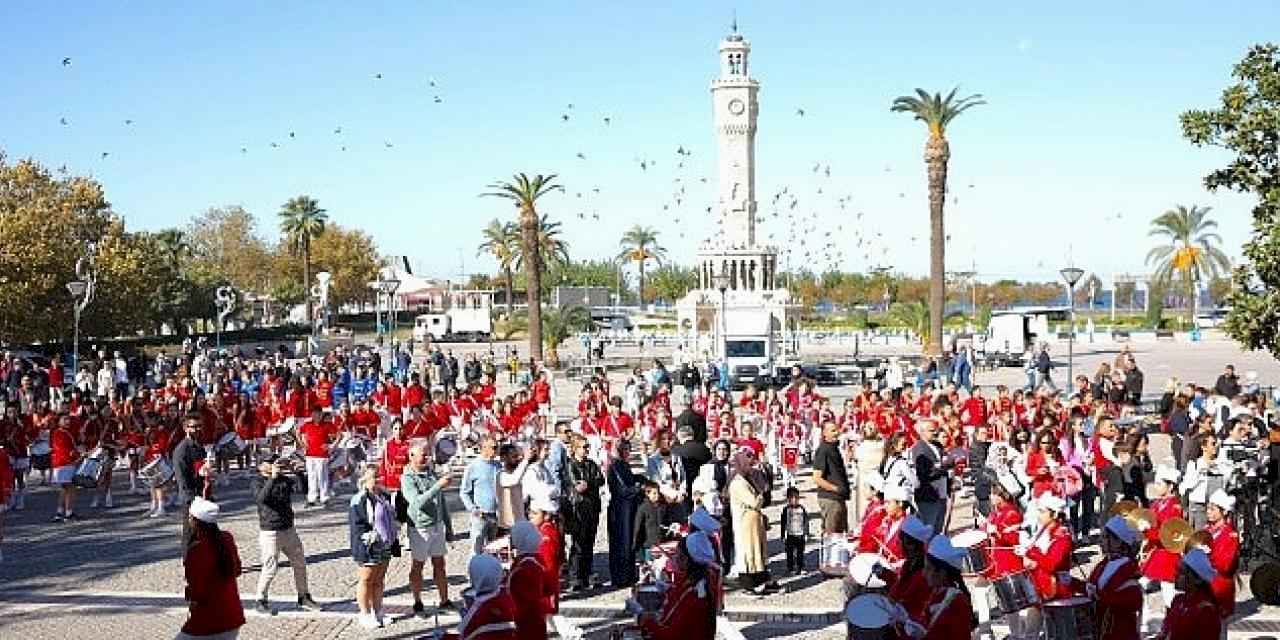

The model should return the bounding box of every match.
[926,535,967,571]
[848,553,887,588]
[883,484,911,504]
[1037,494,1067,514]
[865,472,885,493]
[1209,489,1236,513]
[901,515,934,544]
[690,507,721,533]
[686,531,716,566]
[1155,465,1180,485]
[1104,515,1138,546]
[1182,548,1217,584]
[189,497,219,524]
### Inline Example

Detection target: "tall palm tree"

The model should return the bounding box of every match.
[891,88,985,355]
[1145,205,1231,325]
[513,214,571,274]
[540,305,592,367]
[482,174,561,361]
[617,225,667,304]
[278,195,329,328]
[477,219,520,313]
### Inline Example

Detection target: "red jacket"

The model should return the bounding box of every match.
[531,380,551,404]
[1074,557,1143,640]
[1026,521,1073,599]
[536,521,562,614]
[856,500,886,554]
[888,565,932,624]
[181,531,245,636]
[0,449,13,504]
[1142,495,1184,582]
[381,437,411,491]
[1207,520,1240,617]
[637,570,718,640]
[454,590,517,640]
[1025,449,1061,497]
[50,426,79,468]
[984,502,1024,578]
[1160,589,1222,640]
[877,512,906,565]
[507,555,550,640]
[919,586,975,640]
[299,419,332,458]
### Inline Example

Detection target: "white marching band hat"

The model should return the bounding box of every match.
[1037,493,1067,514]
[883,483,911,504]
[1209,489,1236,513]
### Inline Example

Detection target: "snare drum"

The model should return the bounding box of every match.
[1042,596,1097,640]
[845,593,899,640]
[820,533,852,577]
[140,456,175,488]
[73,453,106,489]
[631,583,666,614]
[992,570,1040,615]
[951,529,992,577]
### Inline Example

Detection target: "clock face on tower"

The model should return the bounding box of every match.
[727,98,745,115]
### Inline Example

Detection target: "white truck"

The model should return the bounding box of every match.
[412,290,493,343]
[985,307,1070,366]
[722,308,781,389]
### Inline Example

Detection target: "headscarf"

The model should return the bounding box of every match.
[511,520,543,555]
[469,553,504,596]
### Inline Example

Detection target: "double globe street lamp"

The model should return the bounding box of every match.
[1060,266,1085,392]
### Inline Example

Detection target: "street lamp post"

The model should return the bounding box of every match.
[368,277,400,345]
[66,280,87,375]
[215,286,237,349]
[711,266,731,361]
[1060,266,1085,393]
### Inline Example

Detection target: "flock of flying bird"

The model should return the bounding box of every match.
[49,56,1020,277]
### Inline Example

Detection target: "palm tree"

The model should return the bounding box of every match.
[278,195,329,329]
[891,88,985,355]
[477,219,520,314]
[1145,205,1231,326]
[153,228,189,272]
[482,174,561,361]
[617,225,667,304]
[540,305,593,367]
[512,214,571,275]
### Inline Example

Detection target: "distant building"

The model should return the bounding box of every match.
[551,286,611,309]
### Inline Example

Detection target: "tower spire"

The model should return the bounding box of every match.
[731,10,737,34]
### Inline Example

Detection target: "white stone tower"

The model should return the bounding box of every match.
[677,26,790,361]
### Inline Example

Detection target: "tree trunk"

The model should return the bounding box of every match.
[504,268,514,315]
[639,259,647,306]
[924,133,951,356]
[521,208,544,361]
[302,237,313,331]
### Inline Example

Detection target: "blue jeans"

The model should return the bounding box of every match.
[469,513,497,556]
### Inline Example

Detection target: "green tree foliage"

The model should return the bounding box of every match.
[1145,205,1231,324]
[483,173,562,361]
[617,225,666,304]
[278,195,328,326]
[1181,44,1280,354]
[646,264,698,305]
[186,205,273,294]
[477,219,520,312]
[540,305,592,366]
[547,259,628,299]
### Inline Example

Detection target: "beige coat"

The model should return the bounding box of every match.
[729,474,768,574]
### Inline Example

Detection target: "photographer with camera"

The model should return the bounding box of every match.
[250,454,319,615]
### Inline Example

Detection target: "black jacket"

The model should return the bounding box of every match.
[672,440,711,498]
[633,499,667,550]
[171,436,204,498]
[675,409,707,443]
[251,473,296,531]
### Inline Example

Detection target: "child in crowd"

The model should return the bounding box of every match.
[780,486,810,575]
[633,480,667,563]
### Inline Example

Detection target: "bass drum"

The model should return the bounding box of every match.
[1251,561,1280,606]
[845,593,899,640]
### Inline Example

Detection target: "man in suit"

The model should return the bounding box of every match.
[674,396,707,443]
[911,419,952,534]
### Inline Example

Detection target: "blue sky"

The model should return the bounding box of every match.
[1,1,1273,285]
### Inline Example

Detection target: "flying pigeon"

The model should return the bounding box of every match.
[561,114,570,122]
[289,132,296,139]
[62,57,72,66]
[428,77,437,87]
[59,117,68,125]
[433,96,443,104]
[603,116,611,125]
[566,103,574,110]
[384,141,393,148]
[240,147,247,153]
[270,142,279,148]
[334,127,342,134]
[100,152,109,159]
[374,73,383,79]
[796,108,805,117]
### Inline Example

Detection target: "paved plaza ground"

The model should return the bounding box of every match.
[6,333,1280,639]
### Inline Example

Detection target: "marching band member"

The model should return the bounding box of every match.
[529,490,563,614]
[983,482,1025,578]
[637,531,721,640]
[1023,493,1073,634]
[1157,548,1223,640]
[1142,466,1185,619]
[875,483,912,563]
[0,438,12,560]
[449,554,517,640]
[508,521,552,639]
[299,406,335,507]
[856,473,887,554]
[892,535,976,639]
[1204,489,1240,622]
[887,513,934,624]
[1072,516,1144,640]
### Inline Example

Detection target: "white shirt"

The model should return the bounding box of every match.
[95,367,113,396]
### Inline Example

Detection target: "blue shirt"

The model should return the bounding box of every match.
[460,457,500,514]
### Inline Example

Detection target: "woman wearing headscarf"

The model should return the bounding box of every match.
[606,439,642,587]
[178,497,245,640]
[1157,549,1222,640]
[700,438,735,568]
[448,554,517,640]
[348,465,400,629]
[637,531,721,640]
[508,521,552,639]
[728,447,776,595]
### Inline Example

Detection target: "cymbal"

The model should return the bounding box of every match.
[1127,508,1157,532]
[1110,500,1139,517]
[1159,517,1194,552]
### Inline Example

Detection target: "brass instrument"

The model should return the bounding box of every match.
[1126,507,1157,533]
[1109,500,1139,517]
[1158,518,1194,553]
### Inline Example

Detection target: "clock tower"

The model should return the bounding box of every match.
[712,31,759,249]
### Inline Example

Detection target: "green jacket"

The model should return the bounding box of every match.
[400,466,448,530]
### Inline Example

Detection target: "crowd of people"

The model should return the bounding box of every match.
[0,341,1272,639]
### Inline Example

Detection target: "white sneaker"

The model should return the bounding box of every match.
[104,495,113,508]
[357,613,378,630]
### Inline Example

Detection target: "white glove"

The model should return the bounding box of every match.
[360,531,378,546]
